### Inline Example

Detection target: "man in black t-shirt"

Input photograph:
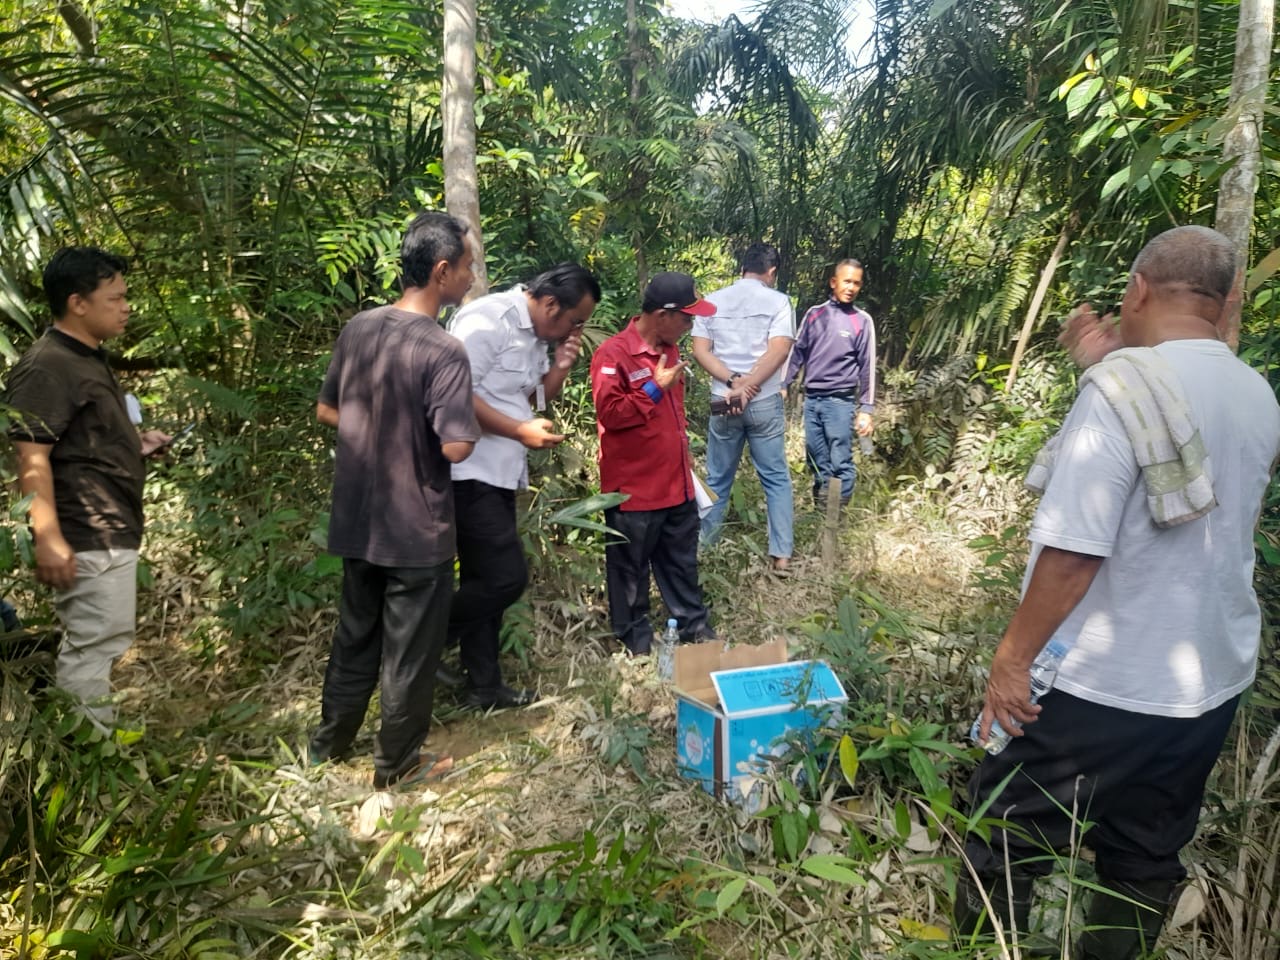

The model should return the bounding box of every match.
[310,212,480,790]
[4,247,170,726]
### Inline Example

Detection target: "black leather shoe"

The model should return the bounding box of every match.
[435,662,467,689]
[463,684,538,709]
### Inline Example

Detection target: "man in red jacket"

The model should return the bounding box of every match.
[590,272,716,654]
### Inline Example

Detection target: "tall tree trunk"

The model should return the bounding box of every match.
[1005,215,1074,390]
[1214,0,1273,277]
[623,0,656,290]
[442,0,488,298]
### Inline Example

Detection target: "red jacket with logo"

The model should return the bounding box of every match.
[590,319,694,511]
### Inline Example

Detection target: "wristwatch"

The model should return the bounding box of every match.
[726,373,740,388]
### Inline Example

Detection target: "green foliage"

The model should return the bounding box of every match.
[1,0,459,379]
[137,369,339,654]
[1,2,1278,957]
[580,691,656,782]
[0,691,286,956]
[967,525,1028,601]
[879,358,978,480]
[854,715,968,813]
[763,774,824,863]
[0,494,35,595]
[408,822,690,956]
[316,213,411,307]
[790,592,972,821]
[798,594,891,709]
[518,401,628,634]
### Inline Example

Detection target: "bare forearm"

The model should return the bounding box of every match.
[15,441,79,587]
[316,402,339,427]
[442,440,474,463]
[541,366,570,405]
[977,544,1104,738]
[742,339,793,390]
[996,546,1104,668]
[691,338,733,384]
[15,445,61,540]
[474,395,525,440]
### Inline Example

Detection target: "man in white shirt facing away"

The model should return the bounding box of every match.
[692,243,795,573]
[958,225,1280,960]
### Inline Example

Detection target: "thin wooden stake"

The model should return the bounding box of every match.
[821,477,842,567]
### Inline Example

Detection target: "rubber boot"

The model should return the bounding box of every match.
[953,872,1057,956]
[1076,876,1178,960]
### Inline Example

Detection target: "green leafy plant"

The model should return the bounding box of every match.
[408,822,690,956]
[798,594,892,708]
[580,690,655,782]
[967,524,1027,600]
[0,693,294,957]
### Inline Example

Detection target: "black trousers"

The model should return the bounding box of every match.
[449,480,528,692]
[604,499,711,654]
[965,689,1241,884]
[311,557,453,786]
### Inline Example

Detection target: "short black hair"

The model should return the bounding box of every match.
[400,211,469,290]
[740,242,780,275]
[832,257,863,275]
[527,262,602,308]
[43,247,129,319]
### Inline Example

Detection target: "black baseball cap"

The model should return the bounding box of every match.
[642,272,715,316]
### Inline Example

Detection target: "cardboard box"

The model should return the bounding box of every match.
[674,639,848,809]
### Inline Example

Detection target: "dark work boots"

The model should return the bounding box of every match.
[953,872,1058,957]
[1076,876,1178,960]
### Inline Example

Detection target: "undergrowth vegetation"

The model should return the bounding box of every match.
[2,351,1277,960]
[3,0,1280,954]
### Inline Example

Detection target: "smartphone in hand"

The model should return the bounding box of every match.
[156,423,197,452]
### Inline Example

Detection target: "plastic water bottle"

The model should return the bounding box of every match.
[859,435,874,456]
[970,639,1070,754]
[656,618,678,681]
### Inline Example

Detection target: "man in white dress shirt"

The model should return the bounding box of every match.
[446,264,601,708]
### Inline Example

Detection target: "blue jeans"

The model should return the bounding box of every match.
[803,394,856,503]
[700,392,793,558]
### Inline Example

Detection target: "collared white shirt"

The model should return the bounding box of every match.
[695,277,794,399]
[447,286,550,489]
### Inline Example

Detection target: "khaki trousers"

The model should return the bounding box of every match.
[54,547,138,727]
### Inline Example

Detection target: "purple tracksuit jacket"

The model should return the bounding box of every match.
[784,299,876,414]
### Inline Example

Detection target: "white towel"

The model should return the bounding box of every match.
[1026,347,1216,528]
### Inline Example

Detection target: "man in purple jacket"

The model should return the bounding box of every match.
[784,259,877,507]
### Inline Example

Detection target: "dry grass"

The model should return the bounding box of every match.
[91,474,995,957]
[17,424,1261,959]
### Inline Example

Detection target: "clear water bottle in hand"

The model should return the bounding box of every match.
[859,434,874,456]
[656,618,678,681]
[970,639,1069,755]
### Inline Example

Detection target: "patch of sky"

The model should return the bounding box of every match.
[663,0,874,68]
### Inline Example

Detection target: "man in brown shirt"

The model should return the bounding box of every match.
[4,247,169,726]
[310,211,480,789]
